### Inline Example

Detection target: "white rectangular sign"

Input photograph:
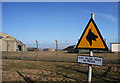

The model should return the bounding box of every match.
[77,55,103,66]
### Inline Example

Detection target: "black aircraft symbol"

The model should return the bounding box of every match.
[86,29,98,46]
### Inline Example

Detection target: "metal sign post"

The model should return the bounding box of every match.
[88,50,93,83]
[88,13,94,83]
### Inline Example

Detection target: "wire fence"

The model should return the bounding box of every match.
[2,40,119,63]
[24,41,76,50]
[2,48,120,82]
[2,41,120,74]
[2,50,119,64]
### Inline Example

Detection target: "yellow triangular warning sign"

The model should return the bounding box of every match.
[76,18,108,50]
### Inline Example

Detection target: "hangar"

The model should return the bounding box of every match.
[0,33,26,51]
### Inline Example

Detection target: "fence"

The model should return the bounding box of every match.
[2,48,120,82]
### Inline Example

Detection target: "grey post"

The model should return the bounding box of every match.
[55,40,58,62]
[88,50,93,83]
[36,40,39,61]
[88,13,94,83]
[91,13,95,20]
[6,40,9,57]
[104,38,107,64]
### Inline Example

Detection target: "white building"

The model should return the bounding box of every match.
[110,43,120,52]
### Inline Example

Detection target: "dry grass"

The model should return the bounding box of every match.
[2,51,120,82]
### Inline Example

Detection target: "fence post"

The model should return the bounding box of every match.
[55,40,58,62]
[104,38,107,64]
[5,40,9,58]
[36,40,39,61]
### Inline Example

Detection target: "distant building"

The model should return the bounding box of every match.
[63,45,78,53]
[43,48,55,51]
[110,43,120,52]
[0,33,26,51]
[26,47,39,51]
[64,45,107,53]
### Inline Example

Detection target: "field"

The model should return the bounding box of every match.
[2,51,120,82]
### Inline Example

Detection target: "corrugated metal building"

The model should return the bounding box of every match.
[0,33,26,51]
